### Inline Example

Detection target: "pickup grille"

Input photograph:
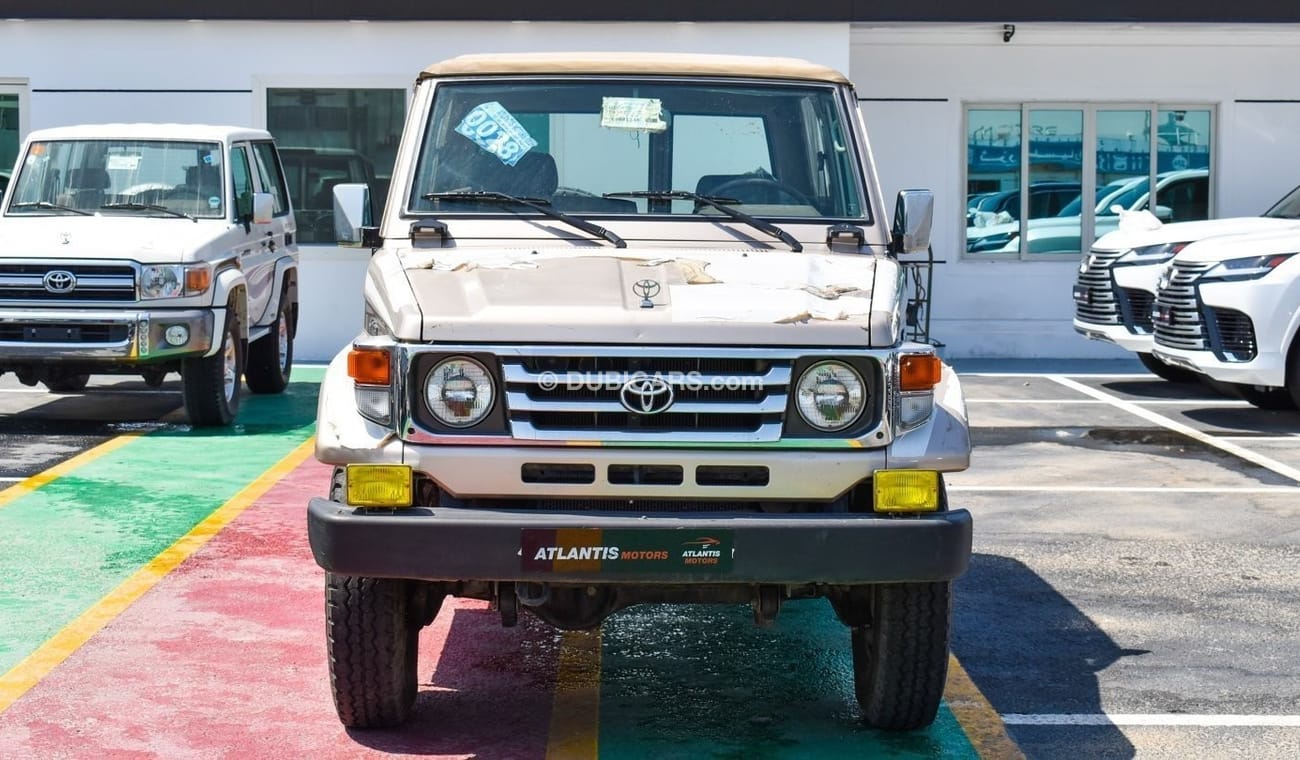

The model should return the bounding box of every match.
[0,262,136,303]
[1153,261,1215,350]
[1073,249,1125,324]
[502,354,792,442]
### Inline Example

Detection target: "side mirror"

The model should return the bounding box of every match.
[891,189,934,254]
[1153,204,1174,222]
[252,192,274,225]
[333,183,374,247]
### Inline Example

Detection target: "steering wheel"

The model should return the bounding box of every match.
[707,176,818,208]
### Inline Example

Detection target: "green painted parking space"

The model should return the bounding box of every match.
[599,602,978,758]
[0,369,321,673]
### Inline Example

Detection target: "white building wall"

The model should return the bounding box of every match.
[0,19,850,361]
[851,23,1300,358]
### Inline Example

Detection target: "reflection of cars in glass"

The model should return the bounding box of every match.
[966,181,1080,227]
[1151,227,1300,408]
[278,146,379,244]
[0,170,9,200]
[968,169,1209,253]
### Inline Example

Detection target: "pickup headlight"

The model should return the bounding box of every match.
[794,361,865,431]
[1117,241,1189,264]
[1203,253,1295,281]
[140,264,211,299]
[426,357,495,428]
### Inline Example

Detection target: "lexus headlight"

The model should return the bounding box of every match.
[140,264,211,299]
[1203,253,1295,281]
[426,357,495,428]
[1117,241,1190,264]
[795,361,866,431]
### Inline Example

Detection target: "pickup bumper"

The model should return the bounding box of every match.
[0,308,215,363]
[307,498,973,584]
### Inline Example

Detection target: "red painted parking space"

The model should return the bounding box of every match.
[0,459,563,759]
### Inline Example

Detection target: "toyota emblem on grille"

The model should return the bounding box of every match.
[632,278,662,309]
[619,375,675,415]
[43,270,78,294]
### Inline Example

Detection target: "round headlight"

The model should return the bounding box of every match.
[141,265,183,299]
[425,357,494,428]
[795,361,866,431]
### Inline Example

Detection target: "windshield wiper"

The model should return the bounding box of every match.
[421,190,626,248]
[9,201,93,216]
[101,202,197,222]
[604,190,802,252]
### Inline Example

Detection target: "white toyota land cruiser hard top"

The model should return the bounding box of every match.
[307,53,972,731]
[0,123,300,425]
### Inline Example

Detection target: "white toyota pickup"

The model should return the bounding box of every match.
[0,123,299,425]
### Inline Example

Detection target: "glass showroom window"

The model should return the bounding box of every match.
[965,104,1214,259]
[267,88,406,244]
[0,91,21,200]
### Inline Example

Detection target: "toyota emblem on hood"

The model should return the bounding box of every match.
[43,270,78,294]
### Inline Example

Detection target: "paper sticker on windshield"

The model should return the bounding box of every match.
[600,97,667,132]
[203,151,222,167]
[208,196,221,209]
[106,154,141,171]
[455,102,537,166]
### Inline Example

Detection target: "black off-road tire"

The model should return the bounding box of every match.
[851,581,952,731]
[1231,382,1297,411]
[181,307,243,426]
[245,297,293,394]
[1287,340,1300,410]
[1137,352,1198,383]
[326,573,420,728]
[43,373,90,393]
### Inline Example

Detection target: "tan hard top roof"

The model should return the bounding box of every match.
[419,52,850,85]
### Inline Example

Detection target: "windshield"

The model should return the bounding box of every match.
[1264,185,1300,218]
[409,79,865,220]
[6,139,225,218]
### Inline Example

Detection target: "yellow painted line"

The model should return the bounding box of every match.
[0,433,143,511]
[545,629,602,759]
[946,654,1026,759]
[0,437,317,715]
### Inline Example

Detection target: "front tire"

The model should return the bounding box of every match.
[43,373,89,393]
[245,297,293,394]
[1137,352,1198,383]
[326,573,420,728]
[182,308,243,426]
[850,582,952,731]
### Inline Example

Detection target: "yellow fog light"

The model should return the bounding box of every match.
[345,464,413,508]
[874,470,940,513]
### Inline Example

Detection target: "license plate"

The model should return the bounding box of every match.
[1072,285,1090,304]
[25,326,80,341]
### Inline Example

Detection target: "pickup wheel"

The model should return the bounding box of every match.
[182,307,243,426]
[1231,382,1297,410]
[326,573,419,728]
[245,297,293,394]
[850,581,951,731]
[43,373,90,393]
[1137,352,1197,383]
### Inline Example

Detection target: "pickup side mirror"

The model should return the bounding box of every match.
[252,192,274,225]
[891,189,934,254]
[333,183,375,247]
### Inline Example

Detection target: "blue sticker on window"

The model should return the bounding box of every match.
[455,102,538,166]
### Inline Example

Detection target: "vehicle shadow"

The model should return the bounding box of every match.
[953,553,1145,759]
[1097,378,1224,400]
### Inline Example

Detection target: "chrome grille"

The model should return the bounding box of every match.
[1073,249,1126,324]
[1210,308,1257,361]
[1153,260,1215,350]
[501,354,793,442]
[0,262,136,303]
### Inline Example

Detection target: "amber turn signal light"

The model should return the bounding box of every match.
[184,267,212,294]
[348,347,391,385]
[899,354,942,392]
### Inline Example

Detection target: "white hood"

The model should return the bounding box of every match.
[1175,227,1300,264]
[1093,214,1300,253]
[378,246,901,347]
[0,215,233,263]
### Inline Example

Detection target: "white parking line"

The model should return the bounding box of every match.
[0,477,23,483]
[1215,435,1300,442]
[0,388,176,395]
[1002,713,1300,727]
[949,485,1300,494]
[966,398,1249,406]
[1048,375,1300,485]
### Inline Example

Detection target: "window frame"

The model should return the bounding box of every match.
[962,101,1217,261]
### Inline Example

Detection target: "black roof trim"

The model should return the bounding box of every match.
[7,1,1300,23]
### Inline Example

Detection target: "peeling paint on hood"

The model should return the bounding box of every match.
[391,247,898,347]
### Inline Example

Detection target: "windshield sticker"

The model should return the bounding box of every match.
[203,151,221,167]
[106,154,142,171]
[208,196,221,209]
[600,97,668,132]
[455,102,537,166]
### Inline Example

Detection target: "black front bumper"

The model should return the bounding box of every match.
[307,498,973,584]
